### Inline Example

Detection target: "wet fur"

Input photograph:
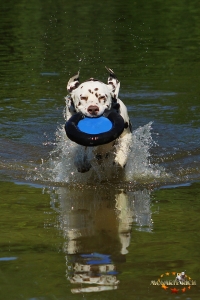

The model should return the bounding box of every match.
[65,67,132,173]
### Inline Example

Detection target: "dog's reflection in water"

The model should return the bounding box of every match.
[50,187,153,293]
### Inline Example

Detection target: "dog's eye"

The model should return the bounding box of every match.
[80,96,88,101]
[98,96,106,101]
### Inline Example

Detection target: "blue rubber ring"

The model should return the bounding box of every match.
[65,111,125,146]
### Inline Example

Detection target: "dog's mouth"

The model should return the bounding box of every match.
[85,114,101,118]
[80,105,111,118]
[84,108,111,119]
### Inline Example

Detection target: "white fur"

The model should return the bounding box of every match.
[65,67,132,173]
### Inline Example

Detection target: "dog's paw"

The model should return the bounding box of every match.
[113,153,128,169]
[113,160,126,169]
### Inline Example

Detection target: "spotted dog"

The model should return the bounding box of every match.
[65,67,132,173]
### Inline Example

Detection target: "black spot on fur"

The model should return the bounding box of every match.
[113,103,120,110]
[108,81,115,89]
[75,82,79,88]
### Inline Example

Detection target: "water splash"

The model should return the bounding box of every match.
[125,122,164,181]
[33,122,165,184]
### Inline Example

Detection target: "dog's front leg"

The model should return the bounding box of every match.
[114,132,132,168]
[74,146,92,173]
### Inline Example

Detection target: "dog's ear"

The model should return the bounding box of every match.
[105,66,120,99]
[65,95,76,119]
[65,95,74,109]
[67,71,80,93]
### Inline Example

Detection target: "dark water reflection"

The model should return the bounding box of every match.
[41,182,200,298]
[51,186,152,293]
[1,181,200,299]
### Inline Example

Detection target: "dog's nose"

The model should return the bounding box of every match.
[87,105,99,115]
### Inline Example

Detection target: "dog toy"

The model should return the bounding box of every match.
[65,111,125,146]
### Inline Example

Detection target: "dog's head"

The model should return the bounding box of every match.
[66,67,120,118]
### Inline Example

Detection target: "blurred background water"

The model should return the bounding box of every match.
[0,0,200,299]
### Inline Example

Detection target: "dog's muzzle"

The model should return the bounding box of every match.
[87,105,99,116]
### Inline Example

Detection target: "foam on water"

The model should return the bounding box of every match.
[33,122,166,185]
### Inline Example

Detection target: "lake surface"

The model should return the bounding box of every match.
[0,0,200,299]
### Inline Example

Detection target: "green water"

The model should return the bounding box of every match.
[0,182,200,299]
[0,182,65,299]
[0,0,200,299]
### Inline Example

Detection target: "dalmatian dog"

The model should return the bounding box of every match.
[176,272,186,282]
[65,67,132,173]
